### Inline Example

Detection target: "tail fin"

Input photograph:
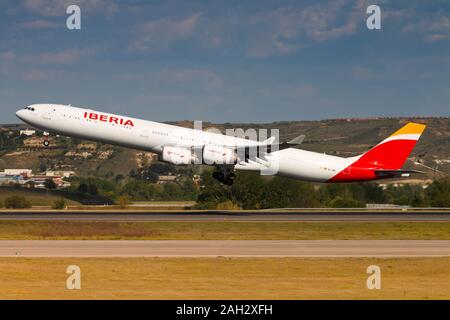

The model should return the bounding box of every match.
[353,122,426,170]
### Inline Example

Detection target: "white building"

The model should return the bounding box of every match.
[3,169,33,176]
[45,171,76,178]
[19,129,36,136]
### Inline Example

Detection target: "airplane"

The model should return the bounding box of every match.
[16,104,426,185]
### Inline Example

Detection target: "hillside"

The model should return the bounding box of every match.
[1,117,448,180]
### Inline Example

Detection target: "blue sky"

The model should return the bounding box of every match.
[1,0,449,123]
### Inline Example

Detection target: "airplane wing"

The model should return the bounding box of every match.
[240,134,306,164]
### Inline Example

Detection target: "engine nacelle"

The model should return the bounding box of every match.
[161,146,193,165]
[202,146,237,165]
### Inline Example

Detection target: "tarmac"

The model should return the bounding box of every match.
[1,240,450,257]
[0,211,449,221]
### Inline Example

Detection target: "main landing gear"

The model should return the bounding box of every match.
[212,165,236,186]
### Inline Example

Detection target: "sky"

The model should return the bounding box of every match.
[0,0,449,123]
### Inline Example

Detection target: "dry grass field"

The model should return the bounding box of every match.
[0,257,449,299]
[0,221,449,240]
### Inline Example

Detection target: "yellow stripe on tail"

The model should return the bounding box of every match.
[390,122,426,137]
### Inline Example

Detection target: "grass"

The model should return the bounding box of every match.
[0,221,449,240]
[0,257,449,299]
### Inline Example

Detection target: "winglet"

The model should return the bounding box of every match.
[287,135,305,145]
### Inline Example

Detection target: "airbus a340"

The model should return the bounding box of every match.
[16,104,426,185]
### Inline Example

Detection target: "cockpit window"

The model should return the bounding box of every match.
[24,107,35,111]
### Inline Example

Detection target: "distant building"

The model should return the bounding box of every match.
[0,174,25,185]
[19,129,36,136]
[77,143,97,151]
[65,151,93,159]
[23,137,53,148]
[3,169,33,177]
[98,150,113,160]
[29,175,67,189]
[45,171,76,178]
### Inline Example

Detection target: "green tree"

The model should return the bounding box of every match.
[52,198,67,209]
[423,178,450,207]
[117,195,129,209]
[328,196,365,208]
[78,183,88,194]
[195,171,231,209]
[44,179,57,190]
[88,184,99,196]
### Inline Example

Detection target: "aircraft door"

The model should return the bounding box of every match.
[42,108,52,120]
[140,127,150,139]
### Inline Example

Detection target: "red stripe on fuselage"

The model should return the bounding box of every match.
[328,139,417,182]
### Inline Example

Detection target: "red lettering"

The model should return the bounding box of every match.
[124,120,134,127]
[84,112,133,127]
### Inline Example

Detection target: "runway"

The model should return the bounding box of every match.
[1,240,450,257]
[0,211,449,221]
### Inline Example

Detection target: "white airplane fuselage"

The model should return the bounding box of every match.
[16,104,425,184]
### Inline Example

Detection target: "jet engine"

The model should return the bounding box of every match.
[202,146,237,165]
[161,146,193,165]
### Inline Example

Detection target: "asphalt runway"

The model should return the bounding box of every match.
[1,240,450,257]
[0,211,449,221]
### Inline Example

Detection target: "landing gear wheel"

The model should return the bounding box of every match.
[212,171,224,181]
[212,166,235,185]
[223,178,234,186]
[43,140,50,147]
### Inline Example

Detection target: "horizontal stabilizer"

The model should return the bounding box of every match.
[287,135,305,145]
[260,136,276,145]
[374,169,424,178]
[276,134,306,150]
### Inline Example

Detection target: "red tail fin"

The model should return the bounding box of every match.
[329,122,426,182]
[354,122,426,169]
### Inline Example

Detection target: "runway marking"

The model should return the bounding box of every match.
[1,240,450,257]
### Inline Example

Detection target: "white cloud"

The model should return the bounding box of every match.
[22,69,65,81]
[132,13,201,52]
[158,68,221,85]
[31,48,97,65]
[130,1,368,57]
[20,19,58,29]
[402,14,450,43]
[0,51,16,60]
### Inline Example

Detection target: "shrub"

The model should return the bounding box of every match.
[4,196,32,209]
[52,198,67,210]
[216,200,242,210]
[328,196,365,208]
[117,195,129,209]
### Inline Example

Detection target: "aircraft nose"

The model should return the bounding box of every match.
[16,109,26,121]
